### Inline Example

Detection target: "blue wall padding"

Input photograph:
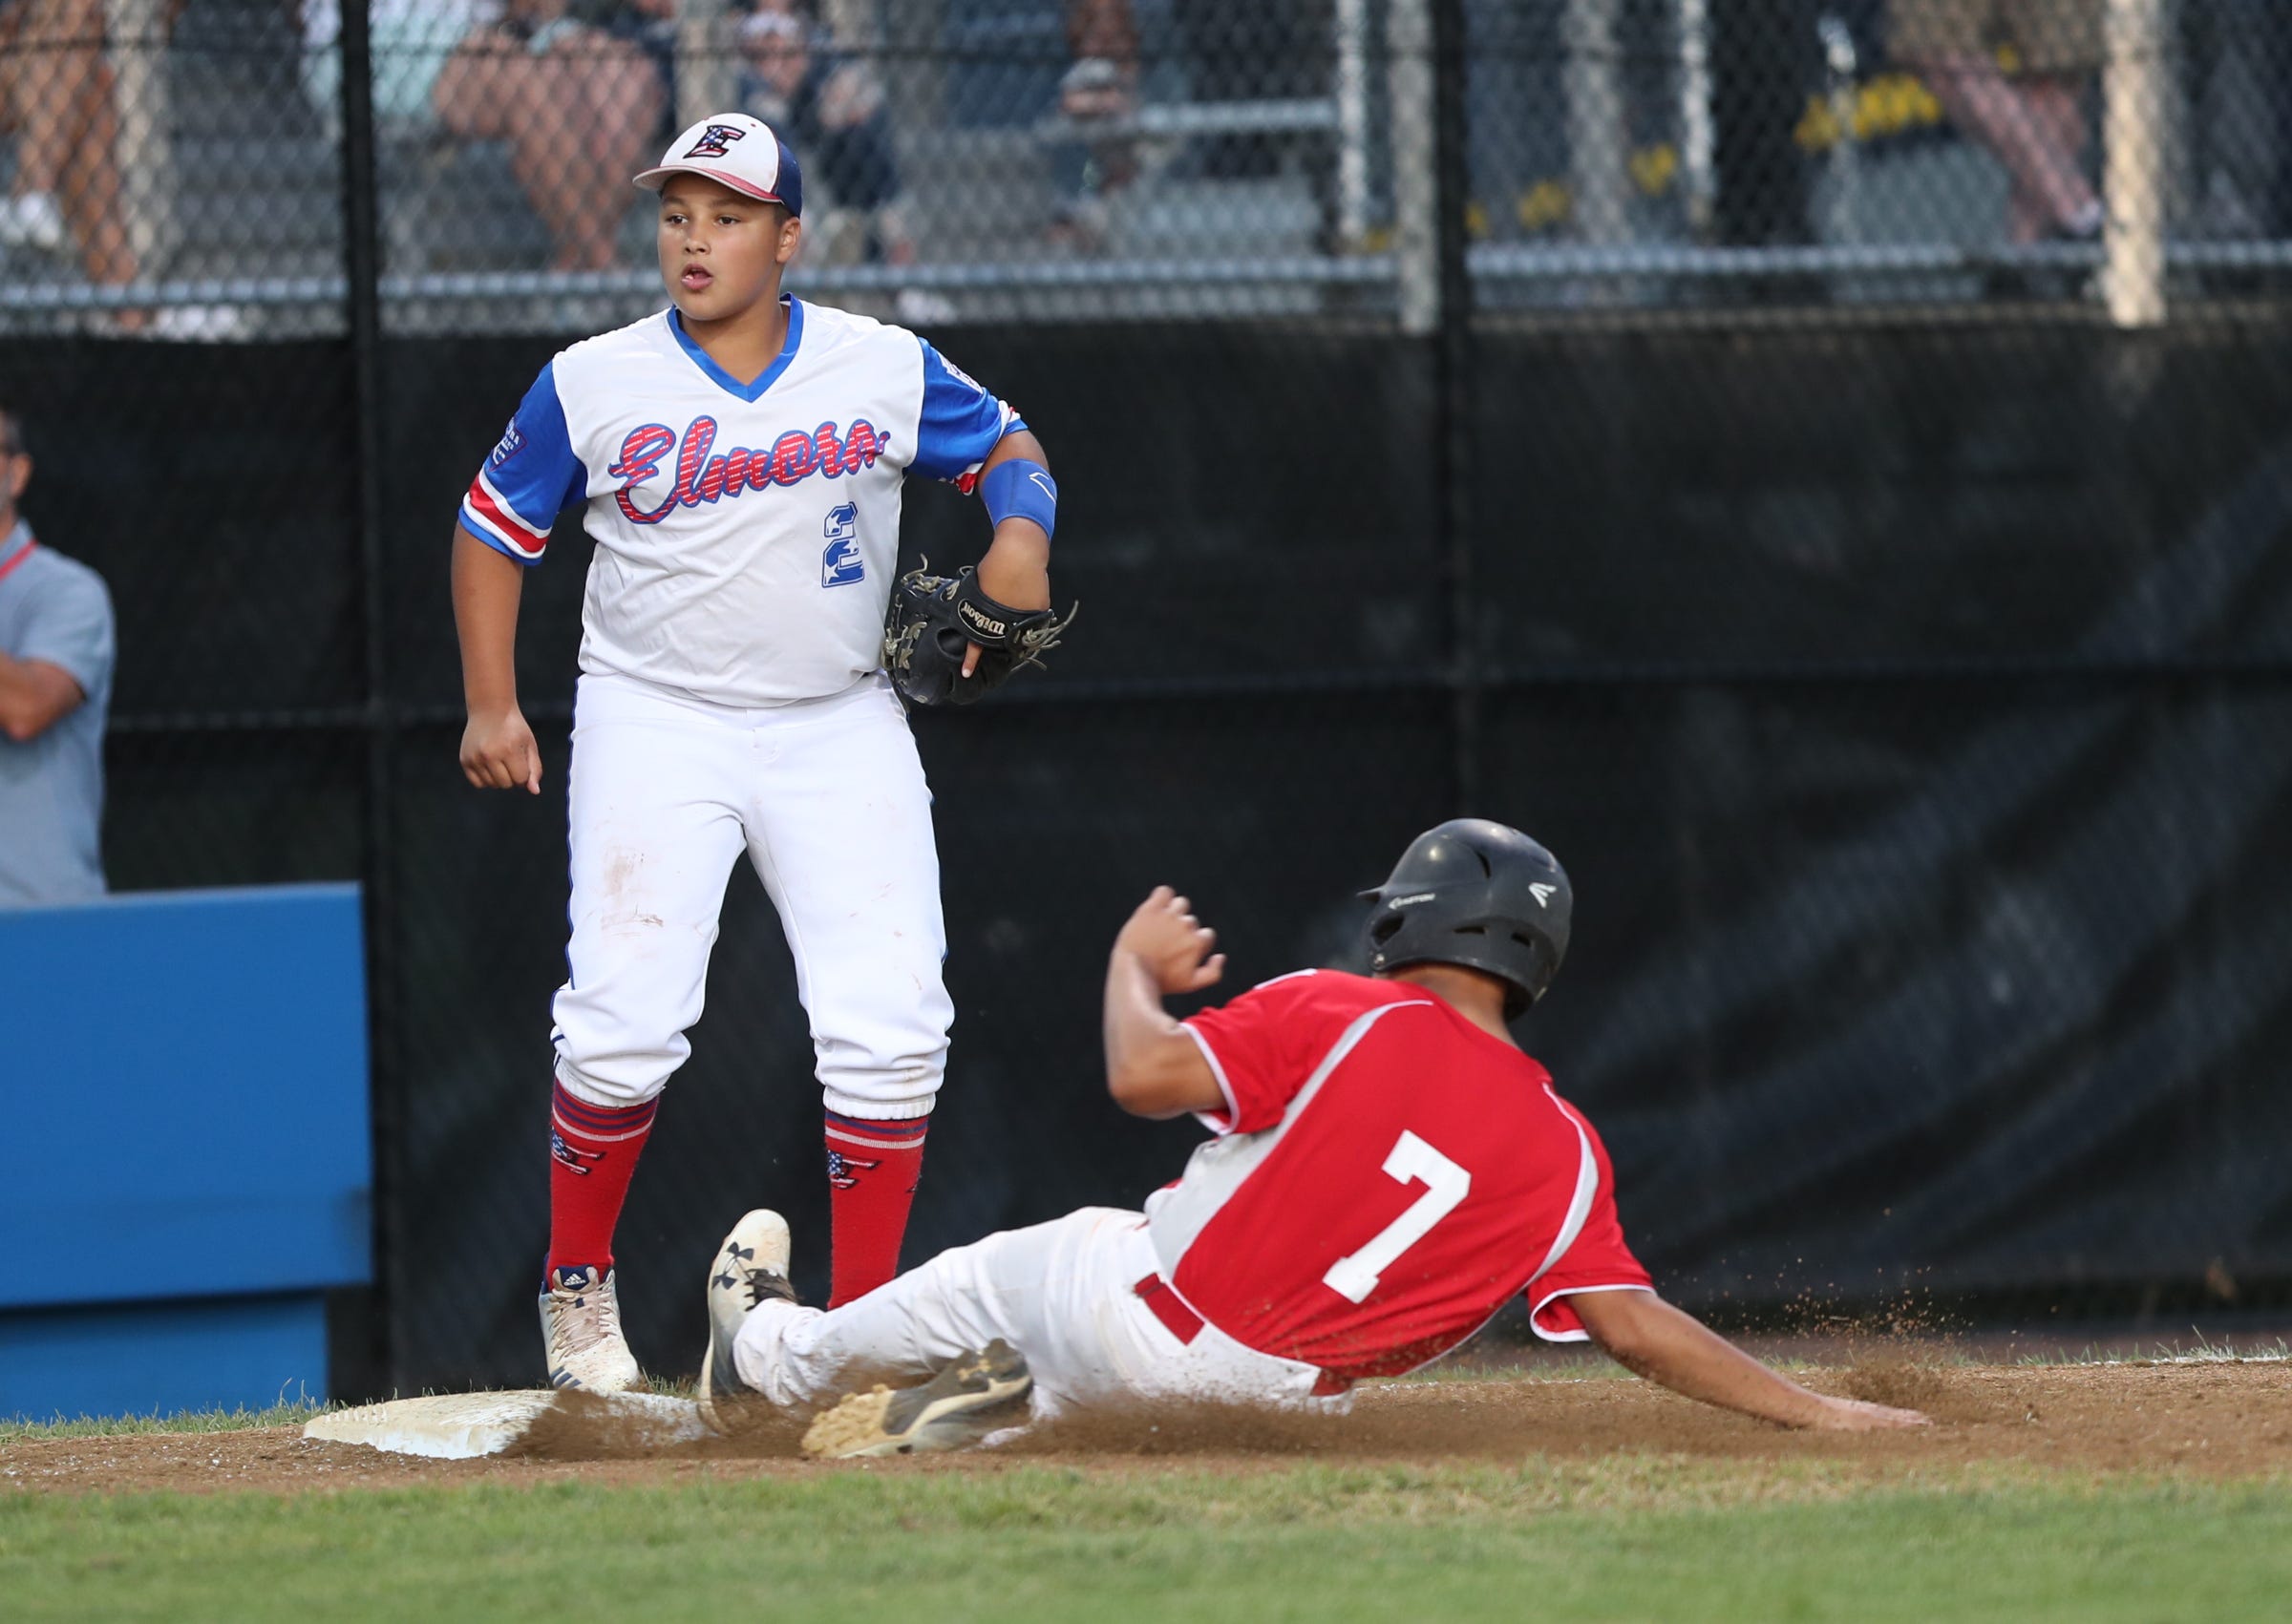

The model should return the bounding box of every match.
[0,1296,331,1422]
[0,884,372,1311]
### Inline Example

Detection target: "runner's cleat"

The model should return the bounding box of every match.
[539,1264,644,1393]
[801,1339,1032,1459]
[697,1209,797,1432]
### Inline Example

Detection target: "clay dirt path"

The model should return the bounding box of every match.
[5,1361,2288,1497]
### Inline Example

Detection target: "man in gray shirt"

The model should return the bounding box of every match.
[0,404,115,906]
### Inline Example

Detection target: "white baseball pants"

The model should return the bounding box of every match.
[551,670,951,1121]
[731,1207,1353,1419]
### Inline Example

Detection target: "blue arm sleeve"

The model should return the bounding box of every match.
[908,339,1027,489]
[458,361,588,562]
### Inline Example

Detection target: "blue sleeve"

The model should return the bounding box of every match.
[458,361,588,562]
[908,339,1026,490]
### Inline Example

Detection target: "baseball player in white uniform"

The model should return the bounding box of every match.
[691,822,1931,1457]
[452,113,1061,1391]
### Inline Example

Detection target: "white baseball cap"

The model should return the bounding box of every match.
[633,113,805,218]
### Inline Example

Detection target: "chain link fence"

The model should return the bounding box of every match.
[9,1,2290,331]
[4,1,2290,1393]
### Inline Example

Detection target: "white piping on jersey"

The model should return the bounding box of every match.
[1148,997,1433,1275]
[1523,1281,1657,1344]
[1506,1081,1647,1346]
[1179,1022,1240,1128]
[1249,968,1322,992]
[1523,1086,1602,1290]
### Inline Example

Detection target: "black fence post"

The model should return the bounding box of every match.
[336,0,399,1398]
[1430,0,1479,812]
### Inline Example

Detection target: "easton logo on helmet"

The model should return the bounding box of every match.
[1360,818,1573,1018]
[685,123,749,159]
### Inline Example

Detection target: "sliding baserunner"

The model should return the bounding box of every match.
[694,820,1932,1456]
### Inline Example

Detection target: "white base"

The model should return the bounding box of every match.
[303,1389,711,1460]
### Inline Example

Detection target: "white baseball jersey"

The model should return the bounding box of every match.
[460,298,1023,707]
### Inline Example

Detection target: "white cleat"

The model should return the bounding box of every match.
[800,1339,1033,1460]
[697,1209,797,1433]
[539,1264,644,1393]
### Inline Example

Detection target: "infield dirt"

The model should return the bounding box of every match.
[7,1360,2287,1496]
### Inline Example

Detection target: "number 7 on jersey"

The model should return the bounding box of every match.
[1322,1131,1472,1304]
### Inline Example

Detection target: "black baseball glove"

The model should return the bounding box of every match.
[881,560,1077,707]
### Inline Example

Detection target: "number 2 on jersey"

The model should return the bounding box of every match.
[1322,1131,1471,1304]
[820,502,863,588]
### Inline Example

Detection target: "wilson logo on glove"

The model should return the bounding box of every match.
[955,601,1008,640]
[882,559,1077,707]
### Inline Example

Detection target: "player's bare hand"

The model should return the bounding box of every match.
[460,706,542,794]
[1804,1395,1931,1432]
[1115,885,1227,995]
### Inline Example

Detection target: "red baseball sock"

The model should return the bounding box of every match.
[547,1079,658,1277]
[825,1109,930,1307]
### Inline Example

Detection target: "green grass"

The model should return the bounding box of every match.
[5,1461,2289,1622]
[0,1402,326,1445]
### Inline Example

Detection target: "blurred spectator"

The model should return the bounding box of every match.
[2187,0,2292,240]
[737,4,911,264]
[1890,0,2104,244]
[1463,0,1560,243]
[1048,0,1140,249]
[0,405,115,908]
[0,0,155,291]
[1171,0,1328,179]
[303,0,492,130]
[599,0,678,127]
[431,0,665,270]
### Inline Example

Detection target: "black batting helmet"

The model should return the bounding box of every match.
[1359,819,1572,1019]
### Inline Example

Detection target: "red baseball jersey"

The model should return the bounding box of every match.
[1145,969,1650,1379]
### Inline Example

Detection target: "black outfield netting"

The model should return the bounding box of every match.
[1470,322,2292,671]
[13,315,2289,1391]
[4,1,2290,1394]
